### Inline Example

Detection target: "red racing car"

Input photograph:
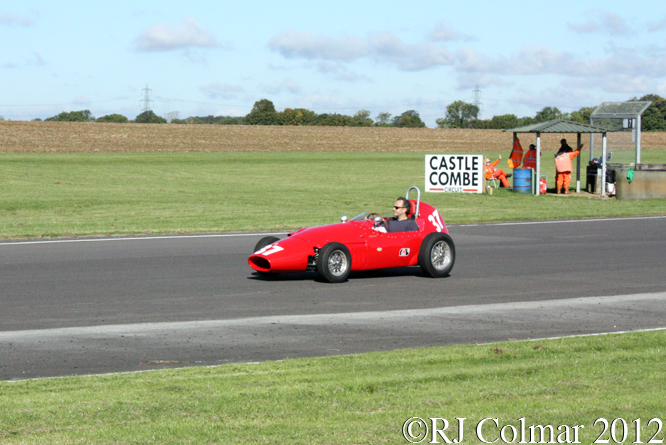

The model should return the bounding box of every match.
[248,186,455,283]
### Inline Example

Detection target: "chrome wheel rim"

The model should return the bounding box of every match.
[328,250,348,276]
[431,240,451,271]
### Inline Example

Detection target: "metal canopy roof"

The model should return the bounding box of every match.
[503,119,609,134]
[591,101,652,119]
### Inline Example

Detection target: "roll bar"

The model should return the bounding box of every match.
[405,186,420,218]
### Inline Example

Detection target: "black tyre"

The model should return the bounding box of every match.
[253,236,280,278]
[316,242,351,283]
[418,233,455,278]
[253,236,280,253]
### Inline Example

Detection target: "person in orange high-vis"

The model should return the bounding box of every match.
[554,139,584,194]
[507,137,524,168]
[522,144,538,170]
[485,155,511,188]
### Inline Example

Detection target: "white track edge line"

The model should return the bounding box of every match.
[2,215,665,245]
[0,232,290,246]
[5,326,666,384]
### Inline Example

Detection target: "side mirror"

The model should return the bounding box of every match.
[373,216,382,226]
[340,215,348,223]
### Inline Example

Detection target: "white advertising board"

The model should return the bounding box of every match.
[425,154,484,193]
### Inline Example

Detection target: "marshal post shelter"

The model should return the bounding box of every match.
[504,119,611,196]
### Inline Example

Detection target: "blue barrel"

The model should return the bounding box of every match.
[513,168,532,194]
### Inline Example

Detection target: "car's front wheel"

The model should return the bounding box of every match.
[253,236,281,278]
[316,242,351,283]
[418,233,455,278]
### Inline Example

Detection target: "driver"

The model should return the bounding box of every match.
[387,197,418,232]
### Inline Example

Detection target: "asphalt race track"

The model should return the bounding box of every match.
[2,216,666,380]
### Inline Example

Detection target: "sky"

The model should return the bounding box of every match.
[1,0,666,127]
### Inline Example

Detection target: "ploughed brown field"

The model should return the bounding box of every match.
[2,120,665,153]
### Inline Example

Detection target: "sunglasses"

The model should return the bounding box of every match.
[394,206,407,210]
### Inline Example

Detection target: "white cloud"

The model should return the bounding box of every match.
[648,17,666,32]
[315,61,341,74]
[567,20,600,34]
[297,94,346,110]
[402,44,455,71]
[598,74,652,94]
[182,49,213,64]
[599,45,666,77]
[267,63,289,71]
[262,79,302,95]
[2,51,46,70]
[267,24,666,103]
[474,44,666,80]
[454,47,494,72]
[428,21,476,42]
[315,62,371,82]
[496,46,579,75]
[646,43,666,57]
[538,87,597,110]
[367,31,454,71]
[568,11,632,36]
[268,30,368,61]
[215,108,244,117]
[0,11,33,26]
[600,12,633,35]
[27,52,46,66]
[200,83,244,100]
[658,80,666,95]
[560,76,650,95]
[134,18,218,52]
[72,96,92,106]
[456,73,509,91]
[269,29,457,72]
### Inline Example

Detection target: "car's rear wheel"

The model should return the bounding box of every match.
[316,242,351,283]
[253,236,280,278]
[418,233,455,278]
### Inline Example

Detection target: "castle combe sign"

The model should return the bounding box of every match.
[425,154,484,193]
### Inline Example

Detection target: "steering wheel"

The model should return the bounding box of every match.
[366,213,388,230]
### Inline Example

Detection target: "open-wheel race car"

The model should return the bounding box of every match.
[248,186,455,283]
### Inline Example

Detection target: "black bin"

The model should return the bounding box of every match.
[586,165,599,193]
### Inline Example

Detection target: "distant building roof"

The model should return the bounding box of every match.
[503,119,610,134]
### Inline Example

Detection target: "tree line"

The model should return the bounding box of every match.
[28,93,666,131]
[438,94,666,131]
[34,99,426,128]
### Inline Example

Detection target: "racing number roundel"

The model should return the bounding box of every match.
[427,210,445,232]
[255,243,284,256]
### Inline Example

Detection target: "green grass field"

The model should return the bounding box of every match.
[2,151,666,239]
[2,150,665,443]
[1,331,665,444]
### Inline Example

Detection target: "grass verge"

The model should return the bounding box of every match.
[2,152,666,239]
[2,151,665,443]
[1,330,665,444]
